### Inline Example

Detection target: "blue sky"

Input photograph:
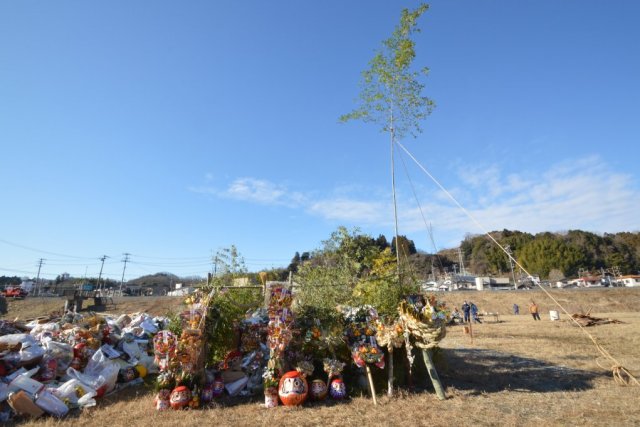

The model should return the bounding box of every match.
[1,1,639,282]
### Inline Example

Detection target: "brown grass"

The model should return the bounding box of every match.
[3,288,640,426]
[3,295,186,321]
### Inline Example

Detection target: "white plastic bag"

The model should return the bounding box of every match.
[19,341,45,365]
[0,333,35,347]
[82,350,120,394]
[43,340,73,375]
[29,322,60,339]
[51,379,97,408]
[127,314,158,334]
[138,318,158,334]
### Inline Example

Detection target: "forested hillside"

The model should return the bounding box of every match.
[455,229,640,279]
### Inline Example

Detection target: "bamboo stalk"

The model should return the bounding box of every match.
[365,365,378,405]
[387,348,394,397]
[421,348,446,400]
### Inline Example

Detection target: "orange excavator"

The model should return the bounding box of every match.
[0,286,28,299]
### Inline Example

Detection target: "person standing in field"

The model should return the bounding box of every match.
[470,302,482,323]
[529,301,541,320]
[513,303,519,315]
[461,301,471,323]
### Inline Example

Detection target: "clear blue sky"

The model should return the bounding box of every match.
[1,1,638,282]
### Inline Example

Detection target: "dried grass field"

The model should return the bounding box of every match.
[3,288,640,427]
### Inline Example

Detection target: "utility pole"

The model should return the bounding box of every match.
[97,255,109,294]
[120,253,130,296]
[35,258,45,296]
[458,247,466,276]
[430,257,436,282]
[506,245,517,290]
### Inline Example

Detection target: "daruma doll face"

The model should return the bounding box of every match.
[170,386,191,410]
[278,371,308,406]
[329,378,346,399]
[309,379,328,401]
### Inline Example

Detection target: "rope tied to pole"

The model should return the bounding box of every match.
[395,140,639,387]
[596,355,640,386]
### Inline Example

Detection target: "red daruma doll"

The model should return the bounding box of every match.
[169,385,192,410]
[278,370,308,406]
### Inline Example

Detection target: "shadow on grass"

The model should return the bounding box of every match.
[436,348,605,395]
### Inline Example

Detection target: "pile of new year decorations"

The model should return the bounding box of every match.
[0,285,450,421]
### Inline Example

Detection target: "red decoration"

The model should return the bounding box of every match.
[278,370,308,406]
[169,385,192,410]
[329,377,347,400]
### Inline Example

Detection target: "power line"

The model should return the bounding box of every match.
[128,260,212,267]
[0,238,95,260]
[0,238,290,279]
[0,267,34,275]
[129,253,212,261]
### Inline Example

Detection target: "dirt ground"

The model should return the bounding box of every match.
[2,295,185,321]
[2,288,640,426]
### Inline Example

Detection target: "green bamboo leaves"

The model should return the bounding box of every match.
[340,3,434,139]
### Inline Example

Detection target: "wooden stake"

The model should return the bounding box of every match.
[421,348,446,401]
[387,347,394,397]
[365,365,378,405]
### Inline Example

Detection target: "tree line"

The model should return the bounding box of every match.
[282,228,640,287]
[458,229,640,279]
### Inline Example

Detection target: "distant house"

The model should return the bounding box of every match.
[167,287,195,296]
[123,285,142,296]
[420,281,439,292]
[444,274,477,291]
[568,276,601,287]
[489,277,512,290]
[20,279,35,293]
[618,275,640,287]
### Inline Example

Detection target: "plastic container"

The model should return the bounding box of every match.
[549,310,560,321]
[34,390,69,417]
[9,371,44,395]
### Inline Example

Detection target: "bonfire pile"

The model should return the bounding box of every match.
[571,313,624,327]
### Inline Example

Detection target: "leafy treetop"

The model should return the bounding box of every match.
[340,3,434,139]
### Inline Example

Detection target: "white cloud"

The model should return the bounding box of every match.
[226,178,286,205]
[411,155,639,246]
[191,156,639,248]
[190,177,306,208]
[307,198,390,225]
